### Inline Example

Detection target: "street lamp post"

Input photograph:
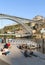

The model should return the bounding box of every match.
[4,31,7,43]
[41,33,45,53]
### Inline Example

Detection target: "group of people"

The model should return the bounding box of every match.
[18,44,38,58]
[24,49,33,57]
[24,49,38,57]
[0,42,11,55]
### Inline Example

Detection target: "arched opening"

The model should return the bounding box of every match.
[0,19,29,34]
[0,19,30,42]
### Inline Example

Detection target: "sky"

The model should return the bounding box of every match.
[0,0,45,28]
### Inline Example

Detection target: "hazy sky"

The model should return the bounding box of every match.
[0,0,45,28]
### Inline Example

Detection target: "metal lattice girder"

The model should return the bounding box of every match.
[0,14,45,35]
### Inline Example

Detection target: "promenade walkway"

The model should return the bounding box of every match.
[0,39,45,65]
